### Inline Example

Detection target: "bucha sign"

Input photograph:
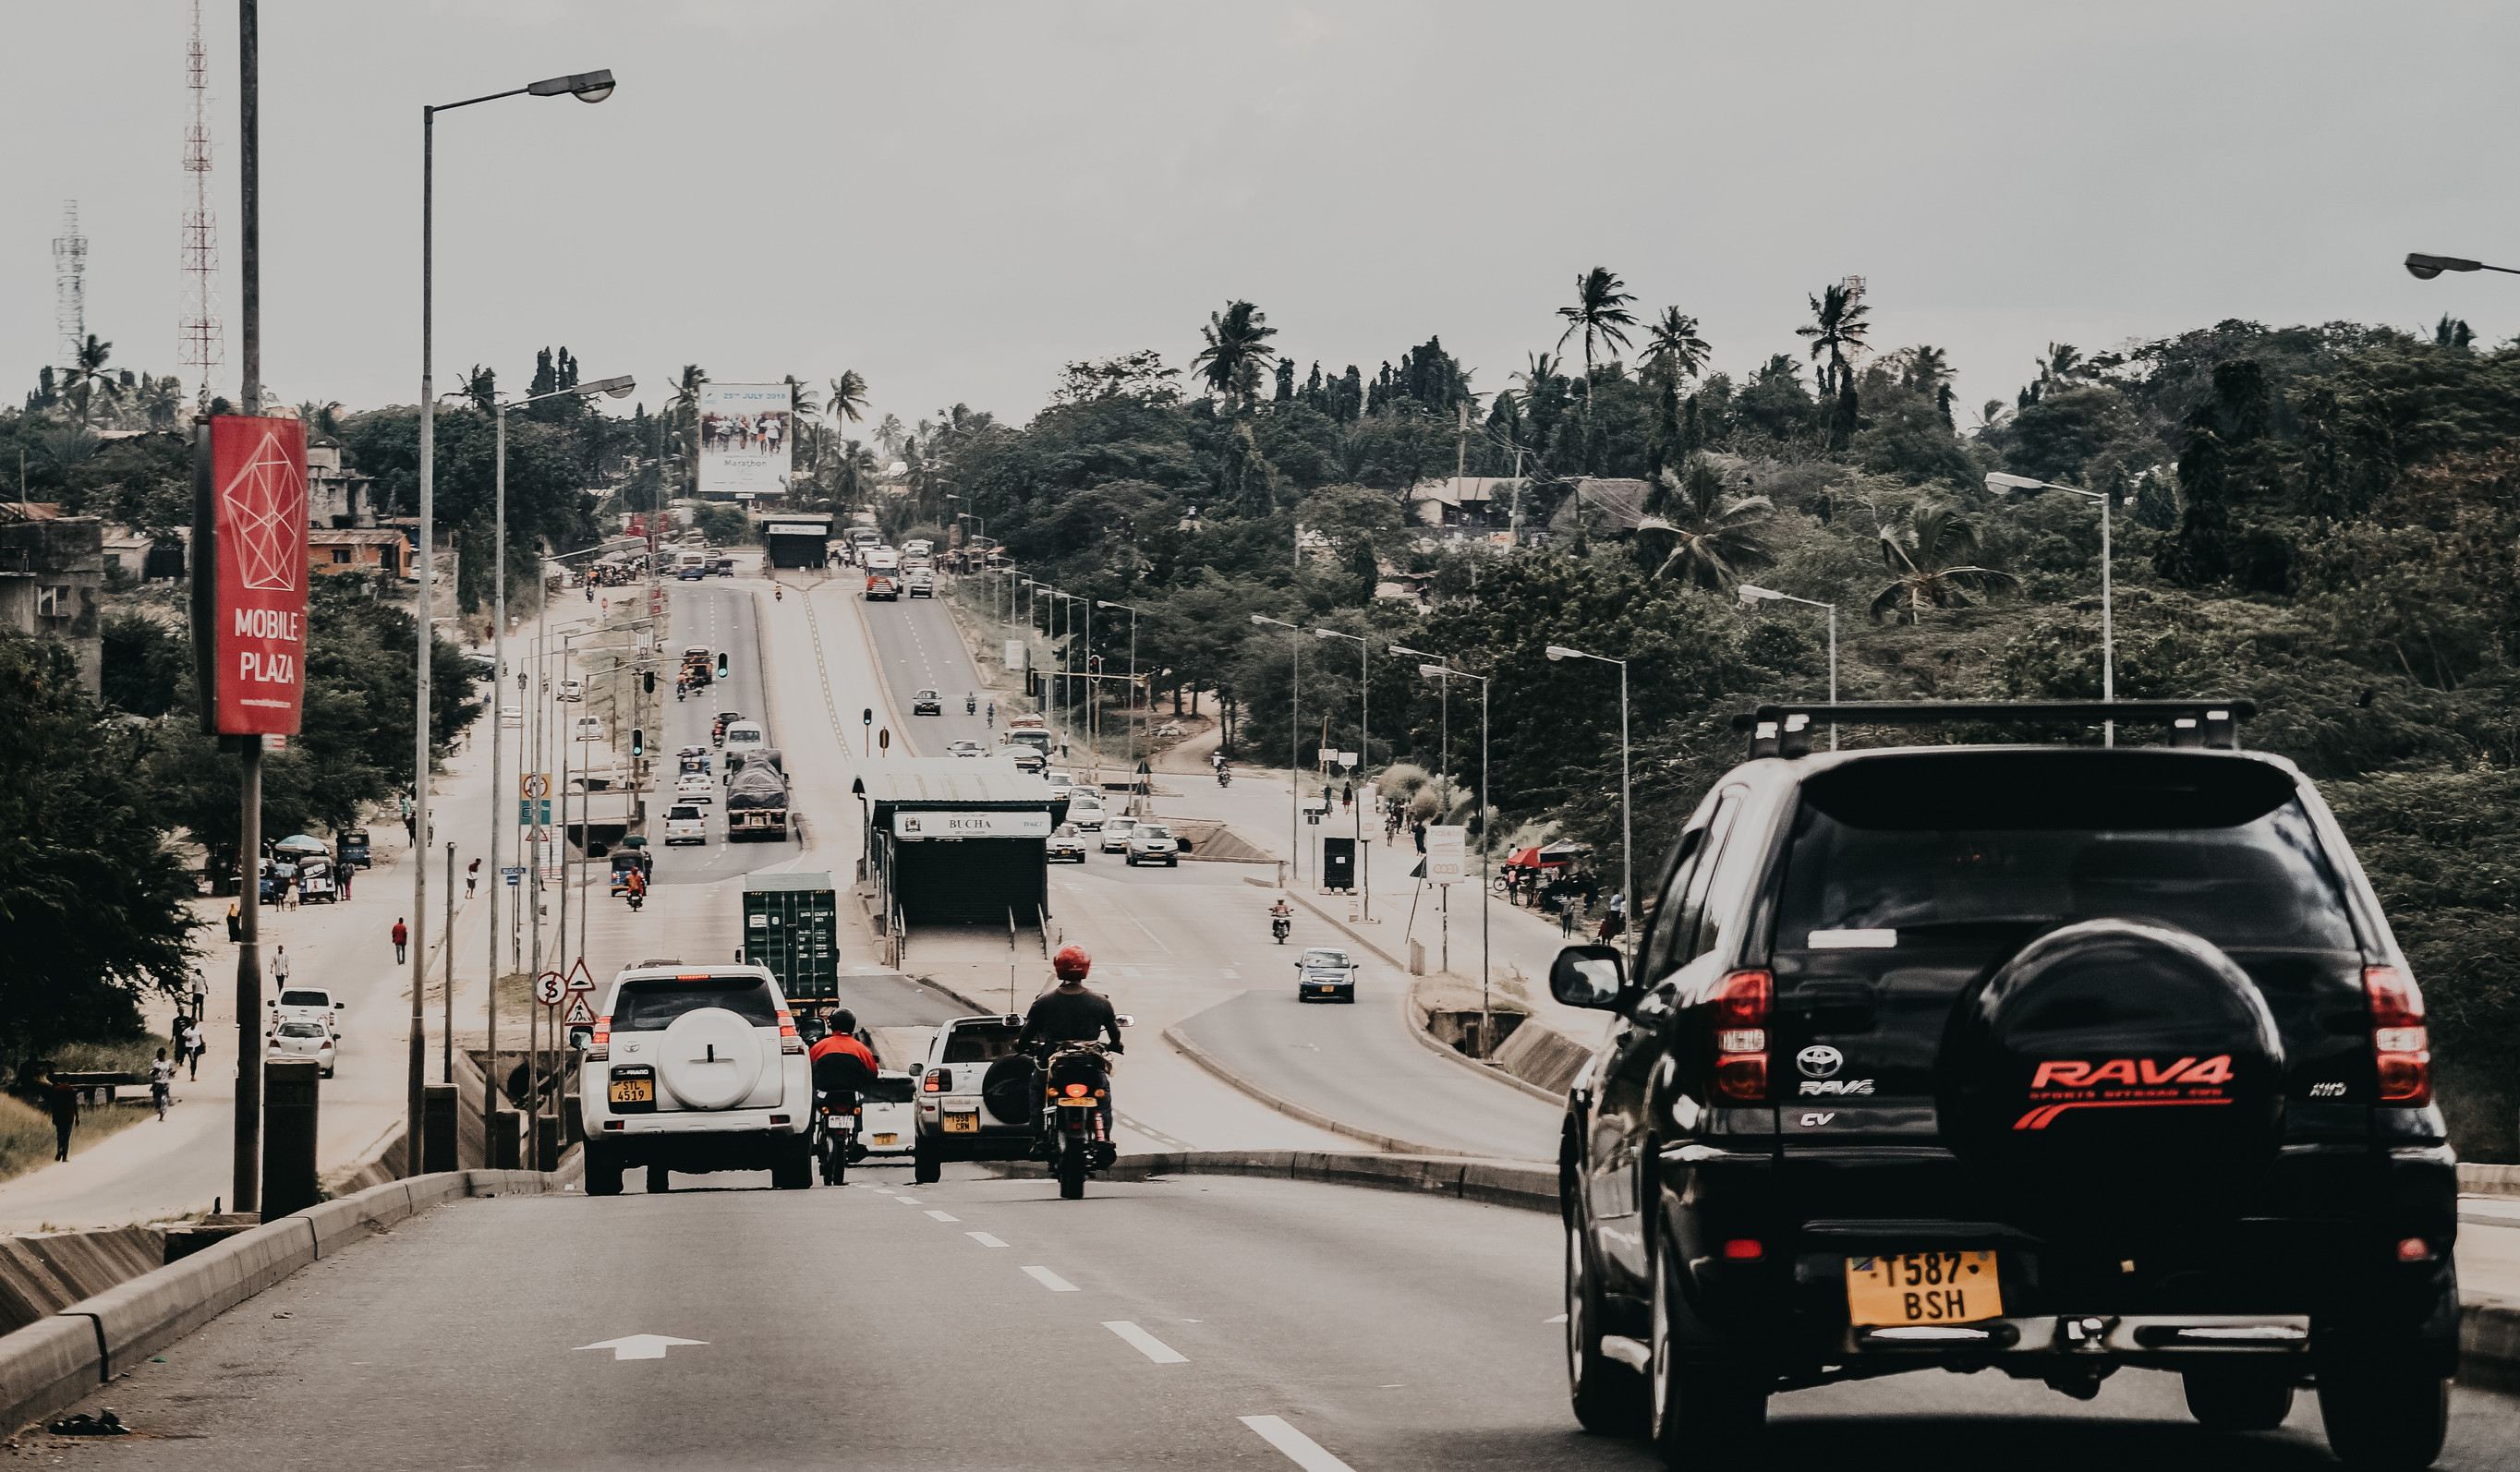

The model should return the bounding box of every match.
[205,415,309,736]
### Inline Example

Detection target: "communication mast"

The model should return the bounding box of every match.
[53,201,87,372]
[178,0,223,405]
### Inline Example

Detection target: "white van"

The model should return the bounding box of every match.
[722,720,768,762]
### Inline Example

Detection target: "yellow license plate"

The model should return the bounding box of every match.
[1845,1251,2001,1326]
[1057,1097,1098,1107]
[870,1133,898,1146]
[942,1113,978,1134]
[608,1078,654,1105]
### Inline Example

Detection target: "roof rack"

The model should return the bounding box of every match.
[1731,700,2256,759]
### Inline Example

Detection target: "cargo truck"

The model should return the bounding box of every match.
[726,761,790,840]
[742,872,838,1010]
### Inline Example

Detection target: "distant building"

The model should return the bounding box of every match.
[309,527,408,578]
[1546,477,1656,537]
[306,434,380,528]
[0,513,106,693]
[1405,476,1526,529]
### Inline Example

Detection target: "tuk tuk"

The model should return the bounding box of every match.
[608,846,653,896]
[297,855,338,904]
[338,829,373,869]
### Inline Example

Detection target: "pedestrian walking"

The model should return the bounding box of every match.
[269,945,290,988]
[150,1049,175,1121]
[190,974,208,1020]
[42,1068,77,1162]
[181,1019,205,1080]
[1341,780,1354,811]
[336,862,352,899]
[1558,891,1579,938]
[225,900,242,943]
[466,858,479,899]
[1411,819,1428,854]
[282,875,300,911]
[391,918,409,964]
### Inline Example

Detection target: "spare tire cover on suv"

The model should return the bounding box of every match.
[981,1055,1040,1126]
[658,1007,768,1110]
[1939,919,2285,1235]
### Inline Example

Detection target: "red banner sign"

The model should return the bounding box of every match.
[210,415,309,736]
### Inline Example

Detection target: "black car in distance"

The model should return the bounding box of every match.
[1553,701,2455,1470]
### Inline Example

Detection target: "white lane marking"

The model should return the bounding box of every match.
[574,1334,707,1361]
[1102,1320,1188,1364]
[925,1209,960,1223]
[967,1231,1009,1248]
[1239,1415,1354,1471]
[895,1195,922,1204]
[1022,1265,1079,1292]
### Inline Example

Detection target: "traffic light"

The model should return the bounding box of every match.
[1088,655,1102,675]
[716,652,729,679]
[643,670,656,694]
[631,729,645,757]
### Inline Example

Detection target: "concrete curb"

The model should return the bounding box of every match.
[1157,1020,1436,1156]
[1397,974,1564,1105]
[989,1148,1557,1213]
[0,1168,561,1436]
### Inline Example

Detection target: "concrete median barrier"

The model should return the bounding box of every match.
[0,1316,101,1441]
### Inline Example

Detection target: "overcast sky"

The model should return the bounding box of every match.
[9,1,2520,437]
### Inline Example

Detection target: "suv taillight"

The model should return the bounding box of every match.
[587,1015,611,1062]
[777,1009,806,1056]
[1711,969,1772,1103]
[2365,965,2430,1104]
[923,1068,949,1093]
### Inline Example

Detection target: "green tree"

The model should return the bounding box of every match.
[0,633,200,1068]
[1191,301,1279,410]
[1634,458,1775,589]
[1796,279,1872,449]
[1870,505,2017,623]
[1556,267,1638,467]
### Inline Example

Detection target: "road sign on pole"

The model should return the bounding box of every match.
[502,865,524,887]
[1426,825,1469,885]
[533,972,565,1007]
[564,968,597,993]
[562,996,596,1027]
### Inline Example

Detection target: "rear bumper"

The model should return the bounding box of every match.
[917,1097,1037,1158]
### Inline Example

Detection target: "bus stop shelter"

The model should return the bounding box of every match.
[757,512,835,569]
[856,759,1066,930]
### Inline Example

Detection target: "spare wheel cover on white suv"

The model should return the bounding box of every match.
[658,1007,768,1109]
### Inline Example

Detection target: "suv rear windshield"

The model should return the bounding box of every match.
[1775,752,2358,955]
[611,976,779,1032]
[941,1022,1021,1063]
[279,990,328,1008]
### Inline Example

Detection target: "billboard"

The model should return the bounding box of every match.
[199,415,309,736]
[1425,825,1468,885]
[698,382,793,496]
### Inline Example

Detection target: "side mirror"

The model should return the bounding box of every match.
[335,1001,346,1009]
[1550,945,1628,1010]
[1115,1015,1134,1028]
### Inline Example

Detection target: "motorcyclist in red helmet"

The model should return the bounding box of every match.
[1020,945,1123,1054]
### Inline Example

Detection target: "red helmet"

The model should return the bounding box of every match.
[1052,944,1093,983]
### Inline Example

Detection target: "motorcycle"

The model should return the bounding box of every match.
[1215,766,1232,788]
[965,695,976,715]
[1271,914,1291,944]
[625,886,645,912]
[1038,1042,1118,1200]
[774,585,784,602]
[816,1093,857,1185]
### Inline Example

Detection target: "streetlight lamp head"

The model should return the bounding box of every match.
[528,69,616,102]
[1545,645,1580,661]
[1250,614,1272,627]
[587,375,636,400]
[2405,252,2479,280]
[1736,585,1782,607]
[1417,663,1448,681]
[1387,644,1427,659]
[1983,472,2046,491]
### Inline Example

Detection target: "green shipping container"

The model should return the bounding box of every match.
[742,872,838,1006]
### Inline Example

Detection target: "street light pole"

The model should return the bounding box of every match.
[1099,600,1143,801]
[1546,644,1632,971]
[1252,614,1300,887]
[1408,659,1491,1043]
[1314,627,1370,920]
[412,65,613,1177]
[1733,586,1839,749]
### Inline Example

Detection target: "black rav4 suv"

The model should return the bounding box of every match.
[1554,702,2455,1468]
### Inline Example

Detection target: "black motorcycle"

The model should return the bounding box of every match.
[1215,766,1232,788]
[1271,914,1291,944]
[1038,1043,1118,1200]
[816,1093,857,1185]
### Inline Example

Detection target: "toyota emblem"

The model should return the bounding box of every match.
[1796,1044,1844,1080]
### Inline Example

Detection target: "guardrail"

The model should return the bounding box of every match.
[0,1169,562,1435]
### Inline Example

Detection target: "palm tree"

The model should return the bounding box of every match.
[1633,458,1775,589]
[1870,505,2020,623]
[1190,300,1278,409]
[784,376,821,469]
[1902,344,1955,426]
[61,333,119,425]
[873,412,905,461]
[1796,280,1872,448]
[1556,267,1637,465]
[829,371,868,430]
[1638,307,1711,399]
[668,364,708,494]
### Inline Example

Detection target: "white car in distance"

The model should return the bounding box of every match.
[663,803,708,846]
[1098,815,1136,854]
[265,1019,338,1078]
[673,773,715,804]
[271,986,345,1035]
[1065,793,1107,830]
[558,677,584,703]
[1125,822,1181,867]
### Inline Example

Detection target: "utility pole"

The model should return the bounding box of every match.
[229,0,263,1216]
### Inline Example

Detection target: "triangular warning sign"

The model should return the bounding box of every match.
[565,956,598,992]
[562,996,596,1026]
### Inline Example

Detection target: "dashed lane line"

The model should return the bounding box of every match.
[1022,1265,1080,1292]
[1239,1415,1356,1471]
[1102,1321,1189,1364]
[925,1209,960,1223]
[967,1231,1010,1248]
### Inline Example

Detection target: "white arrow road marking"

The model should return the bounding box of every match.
[925,1210,960,1222]
[1240,1415,1354,1471]
[1022,1265,1079,1292]
[574,1334,707,1361]
[1103,1321,1188,1364]
[967,1231,1008,1248]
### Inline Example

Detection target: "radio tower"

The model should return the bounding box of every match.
[53,202,87,372]
[178,0,223,406]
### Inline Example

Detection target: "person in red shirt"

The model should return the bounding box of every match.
[809,1008,878,1095]
[390,918,409,964]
